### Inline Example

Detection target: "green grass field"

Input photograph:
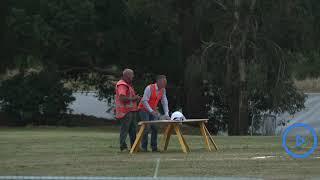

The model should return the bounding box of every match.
[0,127,319,180]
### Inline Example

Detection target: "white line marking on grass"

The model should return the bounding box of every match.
[153,158,161,179]
[0,176,264,180]
[251,156,276,160]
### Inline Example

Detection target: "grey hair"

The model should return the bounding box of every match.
[156,75,166,81]
[123,68,134,76]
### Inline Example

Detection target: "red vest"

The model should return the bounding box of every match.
[115,80,138,119]
[138,84,164,112]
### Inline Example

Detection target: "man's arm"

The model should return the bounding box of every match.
[118,85,138,102]
[141,86,154,113]
[119,95,137,102]
[161,89,169,116]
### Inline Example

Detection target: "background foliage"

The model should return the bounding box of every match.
[1,0,319,134]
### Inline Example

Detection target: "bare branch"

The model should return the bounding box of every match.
[213,0,228,11]
[58,66,120,76]
[201,41,230,73]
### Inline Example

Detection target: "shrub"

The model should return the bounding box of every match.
[0,71,75,125]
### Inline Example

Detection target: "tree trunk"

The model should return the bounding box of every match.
[225,56,248,135]
[0,0,9,72]
[177,0,207,118]
[226,59,249,136]
[238,58,249,135]
[183,55,207,118]
[226,0,255,135]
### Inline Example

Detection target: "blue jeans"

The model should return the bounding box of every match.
[139,110,158,151]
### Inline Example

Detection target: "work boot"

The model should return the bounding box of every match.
[140,148,149,152]
[120,148,129,153]
[152,148,159,152]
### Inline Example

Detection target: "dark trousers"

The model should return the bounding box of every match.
[119,111,138,150]
[139,110,158,151]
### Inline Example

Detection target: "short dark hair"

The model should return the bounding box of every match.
[156,75,166,81]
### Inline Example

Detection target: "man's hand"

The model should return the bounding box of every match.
[133,95,141,101]
[119,95,140,102]
[151,111,160,117]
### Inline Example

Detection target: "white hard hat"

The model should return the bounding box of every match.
[171,111,186,121]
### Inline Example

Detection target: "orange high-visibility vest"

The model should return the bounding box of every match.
[115,80,138,119]
[138,84,164,112]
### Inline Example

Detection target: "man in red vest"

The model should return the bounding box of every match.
[138,75,170,152]
[115,68,141,152]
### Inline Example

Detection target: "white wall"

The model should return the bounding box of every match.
[68,92,114,119]
[276,93,320,135]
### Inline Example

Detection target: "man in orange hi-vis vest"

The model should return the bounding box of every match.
[115,69,141,152]
[138,75,170,152]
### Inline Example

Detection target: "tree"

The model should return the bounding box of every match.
[0,0,313,132]
[201,0,306,134]
[0,0,10,73]
[0,71,75,125]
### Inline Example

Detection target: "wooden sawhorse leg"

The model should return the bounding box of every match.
[173,124,190,153]
[204,124,218,150]
[160,123,190,153]
[160,124,174,151]
[130,124,146,154]
[180,128,190,152]
[199,122,218,151]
